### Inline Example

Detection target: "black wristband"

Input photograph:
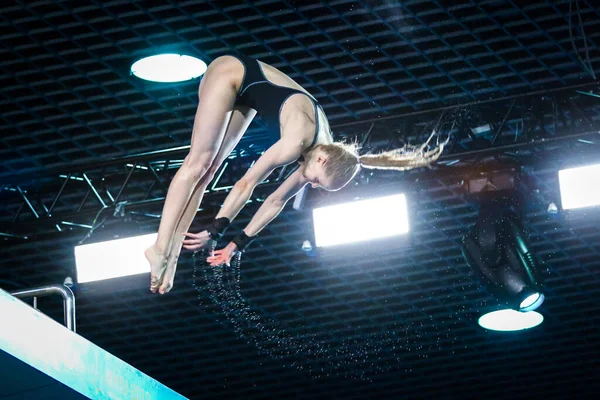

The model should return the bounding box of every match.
[232,230,256,252]
[207,217,230,240]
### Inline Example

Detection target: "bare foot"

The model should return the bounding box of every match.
[145,244,167,293]
[158,254,179,295]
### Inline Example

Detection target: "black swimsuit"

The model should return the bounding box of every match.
[229,54,322,150]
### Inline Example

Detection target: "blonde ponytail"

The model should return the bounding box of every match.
[315,130,449,190]
[358,131,449,171]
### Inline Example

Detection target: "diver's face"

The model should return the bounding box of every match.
[302,155,332,190]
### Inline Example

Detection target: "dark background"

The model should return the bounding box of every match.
[1,1,599,399]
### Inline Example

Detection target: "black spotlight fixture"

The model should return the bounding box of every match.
[461,165,545,313]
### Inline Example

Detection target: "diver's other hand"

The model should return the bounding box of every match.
[182,230,212,251]
[206,242,238,267]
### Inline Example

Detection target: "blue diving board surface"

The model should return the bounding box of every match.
[0,288,188,400]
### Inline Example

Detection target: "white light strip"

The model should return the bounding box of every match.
[313,193,409,248]
[559,163,600,210]
[74,233,156,283]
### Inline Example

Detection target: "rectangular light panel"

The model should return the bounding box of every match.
[559,163,600,210]
[313,193,409,248]
[74,233,157,283]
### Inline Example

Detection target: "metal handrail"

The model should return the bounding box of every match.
[10,284,76,333]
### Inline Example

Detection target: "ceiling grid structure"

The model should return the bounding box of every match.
[1,1,600,399]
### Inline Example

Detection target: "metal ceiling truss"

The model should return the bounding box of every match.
[1,82,599,240]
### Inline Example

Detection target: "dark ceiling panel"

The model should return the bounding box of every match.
[1,1,600,399]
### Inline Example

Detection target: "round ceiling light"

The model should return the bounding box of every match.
[131,54,207,83]
[478,309,544,332]
[519,292,544,312]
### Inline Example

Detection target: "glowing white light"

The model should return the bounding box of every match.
[131,54,207,83]
[478,309,544,332]
[559,163,600,210]
[313,193,409,248]
[520,292,544,311]
[74,233,157,283]
[471,124,491,135]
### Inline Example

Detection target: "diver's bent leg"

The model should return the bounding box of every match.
[158,106,256,294]
[146,56,244,291]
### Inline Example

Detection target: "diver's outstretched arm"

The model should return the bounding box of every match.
[243,167,309,237]
[214,137,306,223]
[207,168,308,267]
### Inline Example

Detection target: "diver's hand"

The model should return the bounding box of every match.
[182,230,212,251]
[207,242,238,267]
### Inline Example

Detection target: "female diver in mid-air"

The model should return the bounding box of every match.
[145,54,448,294]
